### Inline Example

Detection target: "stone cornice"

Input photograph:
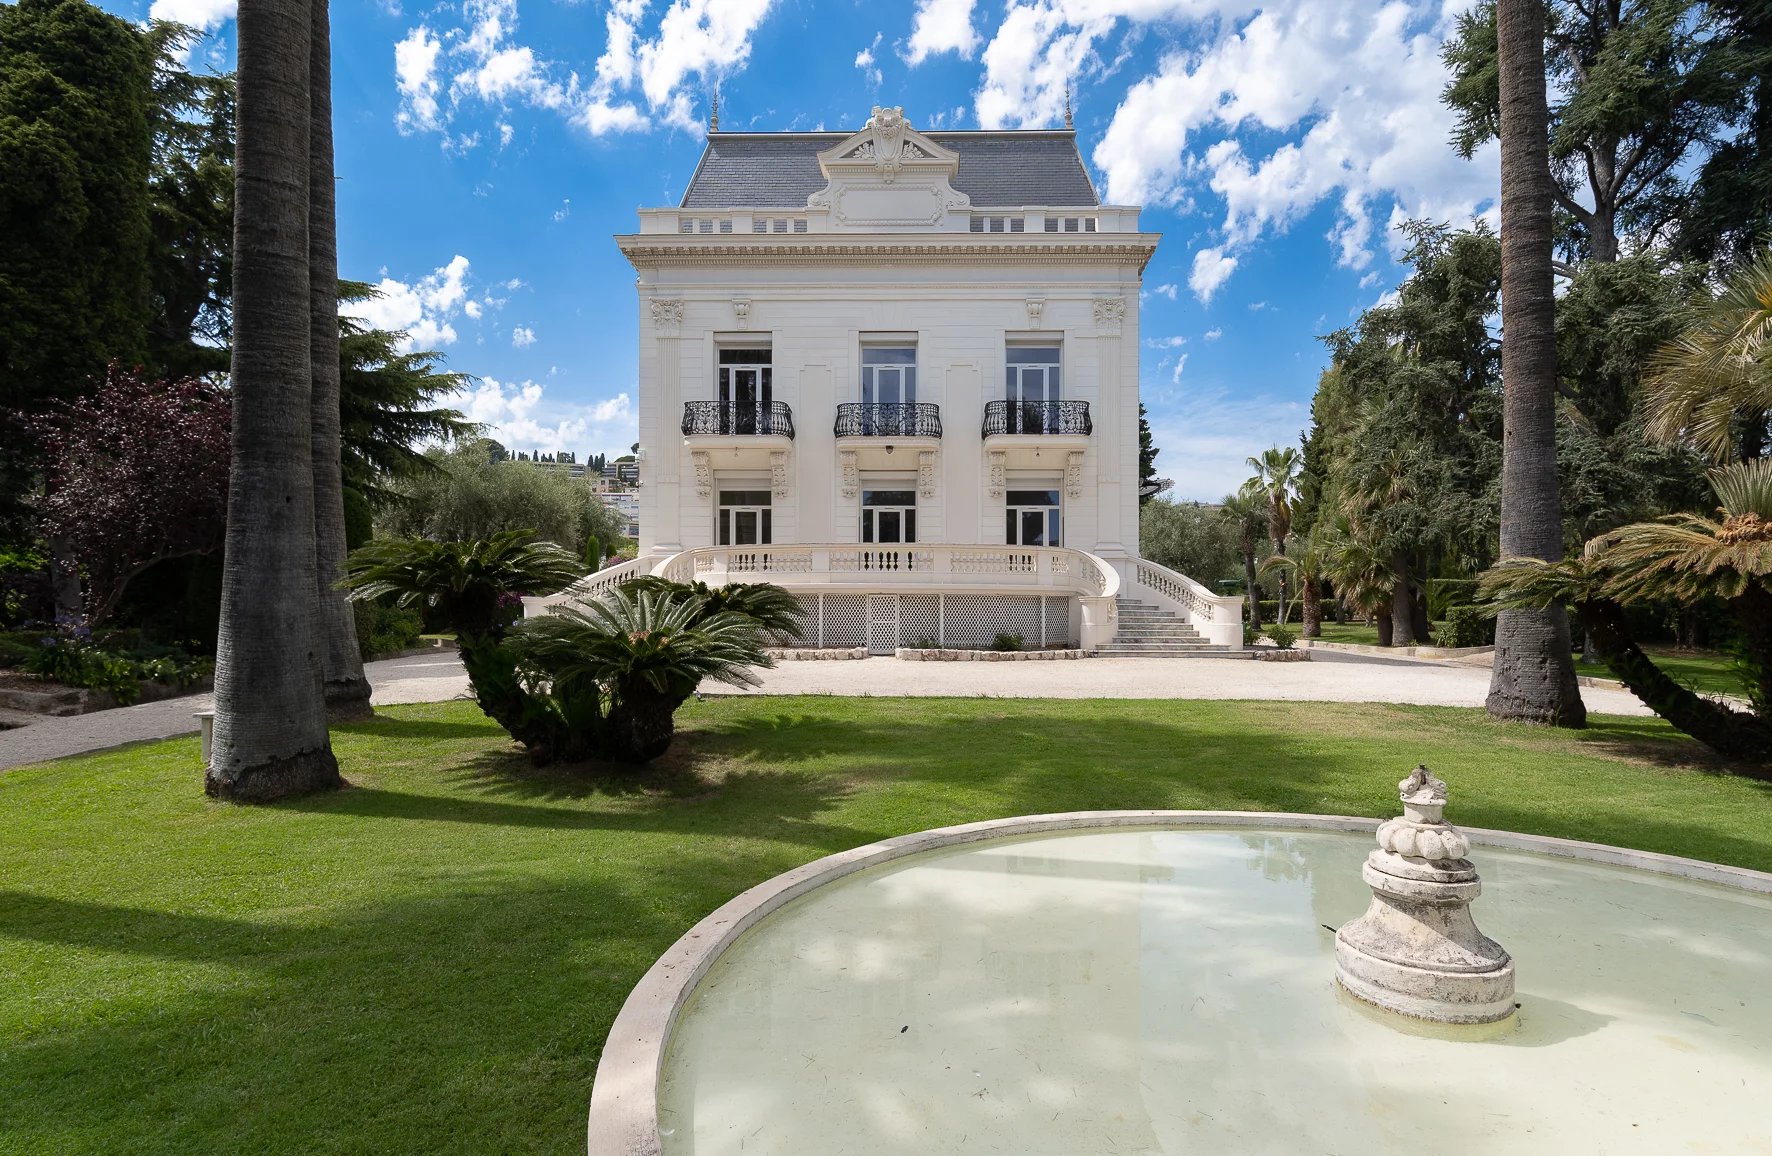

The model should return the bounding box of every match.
[615,233,1161,273]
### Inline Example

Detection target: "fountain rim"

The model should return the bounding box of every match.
[586,809,1772,1156]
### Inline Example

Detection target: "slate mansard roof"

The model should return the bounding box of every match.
[679,130,1101,210]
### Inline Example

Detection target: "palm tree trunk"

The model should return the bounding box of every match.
[1584,599,1772,769]
[209,0,341,800]
[604,685,677,763]
[1242,549,1263,630]
[1389,556,1417,646]
[307,0,370,721]
[1486,0,1587,728]
[1301,576,1322,638]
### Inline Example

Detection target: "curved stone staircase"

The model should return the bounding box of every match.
[1093,598,1237,657]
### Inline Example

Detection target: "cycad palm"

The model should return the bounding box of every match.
[341,530,584,641]
[1480,461,1772,767]
[515,585,772,762]
[621,577,804,640]
[1644,252,1772,461]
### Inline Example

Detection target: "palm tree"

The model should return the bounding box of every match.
[1644,250,1772,462]
[340,532,585,759]
[208,0,343,800]
[307,0,369,721]
[513,586,774,763]
[1487,0,1586,727]
[1482,459,1772,767]
[1323,519,1395,645]
[1246,446,1302,621]
[1220,483,1269,631]
[1260,525,1334,638]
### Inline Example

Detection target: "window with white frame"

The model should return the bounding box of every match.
[716,347,772,434]
[717,488,772,546]
[1005,487,1062,547]
[861,345,917,405]
[860,487,917,544]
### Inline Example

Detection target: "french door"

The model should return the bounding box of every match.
[1005,346,1060,433]
[718,349,772,434]
[717,489,772,546]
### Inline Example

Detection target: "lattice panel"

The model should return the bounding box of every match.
[898,594,941,647]
[1046,597,1076,647]
[941,595,1043,649]
[761,593,816,648]
[818,595,868,649]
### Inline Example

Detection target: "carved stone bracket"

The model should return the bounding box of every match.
[1025,298,1045,328]
[839,449,858,499]
[987,450,1006,500]
[917,450,938,499]
[1092,296,1125,336]
[732,298,750,328]
[1066,450,1085,498]
[650,298,685,334]
[690,450,711,498]
[770,450,790,499]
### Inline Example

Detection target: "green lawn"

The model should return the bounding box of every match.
[3,698,1769,1154]
[1579,646,1746,697]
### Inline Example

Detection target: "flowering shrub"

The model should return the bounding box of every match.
[20,616,213,703]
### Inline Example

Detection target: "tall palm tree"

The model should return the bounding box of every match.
[1644,250,1772,462]
[1482,458,1772,767]
[208,0,342,799]
[1323,518,1395,645]
[1260,525,1334,638]
[1220,483,1269,631]
[1486,0,1586,727]
[308,0,369,720]
[1246,446,1302,621]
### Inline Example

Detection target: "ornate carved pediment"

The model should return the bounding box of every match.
[811,107,970,231]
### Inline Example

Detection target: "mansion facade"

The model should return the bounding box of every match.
[532,108,1242,654]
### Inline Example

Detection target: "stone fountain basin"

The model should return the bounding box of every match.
[588,812,1772,1156]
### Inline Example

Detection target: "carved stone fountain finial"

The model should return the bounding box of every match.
[1334,766,1516,1024]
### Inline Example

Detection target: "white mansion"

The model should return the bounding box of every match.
[536,108,1242,654]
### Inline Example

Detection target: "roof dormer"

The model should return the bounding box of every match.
[806,107,972,232]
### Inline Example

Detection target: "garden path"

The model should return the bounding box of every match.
[0,648,1654,771]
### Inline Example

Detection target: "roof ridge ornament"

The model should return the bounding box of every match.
[1064,83,1073,129]
[709,88,719,133]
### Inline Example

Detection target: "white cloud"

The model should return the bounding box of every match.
[1170,352,1189,385]
[553,199,571,222]
[1188,247,1237,304]
[1203,327,1223,341]
[1248,300,1269,311]
[395,27,444,133]
[512,326,537,348]
[346,255,477,353]
[464,300,483,319]
[147,0,235,31]
[441,379,637,457]
[394,0,775,142]
[905,0,980,65]
[855,32,883,86]
[1145,335,1187,348]
[498,121,515,148]
[1151,282,1178,300]
[966,2,1495,274]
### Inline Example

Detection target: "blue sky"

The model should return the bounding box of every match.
[106,0,1498,501]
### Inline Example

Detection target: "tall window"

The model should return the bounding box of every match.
[1005,488,1061,547]
[861,346,917,405]
[860,488,916,544]
[718,489,772,546]
[717,348,771,434]
[1005,346,1060,433]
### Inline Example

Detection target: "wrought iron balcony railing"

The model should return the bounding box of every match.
[981,400,1093,437]
[833,402,943,439]
[681,400,795,439]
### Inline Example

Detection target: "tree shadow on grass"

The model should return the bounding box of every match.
[0,859,795,1155]
[332,715,504,742]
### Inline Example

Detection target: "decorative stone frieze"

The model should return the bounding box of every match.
[770,451,790,499]
[1334,766,1516,1024]
[1065,450,1085,498]
[690,450,711,499]
[987,450,1006,499]
[649,298,685,332]
[918,450,937,499]
[1092,295,1125,335]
